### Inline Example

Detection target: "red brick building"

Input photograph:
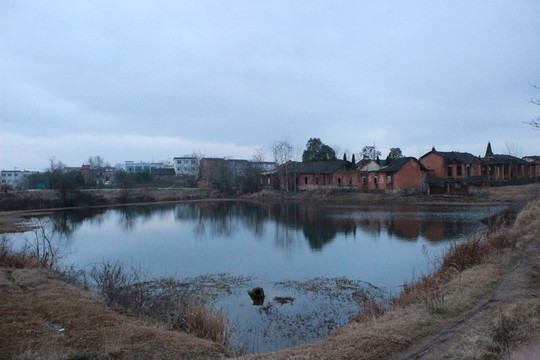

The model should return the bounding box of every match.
[198,158,228,189]
[419,148,483,179]
[483,143,535,182]
[363,157,428,193]
[260,158,427,193]
[522,156,540,180]
[419,143,538,194]
[260,160,354,191]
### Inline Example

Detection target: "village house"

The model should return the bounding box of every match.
[1,169,39,190]
[199,158,278,189]
[173,156,198,177]
[363,157,428,193]
[261,158,426,194]
[522,156,540,179]
[419,147,483,179]
[124,161,173,173]
[198,158,227,188]
[260,160,354,191]
[213,142,539,195]
[356,158,385,172]
[419,147,485,194]
[419,143,538,194]
[482,142,534,182]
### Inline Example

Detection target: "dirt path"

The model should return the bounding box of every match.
[395,232,540,360]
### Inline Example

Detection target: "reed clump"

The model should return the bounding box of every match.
[181,302,231,347]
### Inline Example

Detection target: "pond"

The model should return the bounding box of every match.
[12,200,506,353]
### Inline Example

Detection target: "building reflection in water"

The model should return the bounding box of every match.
[47,201,504,251]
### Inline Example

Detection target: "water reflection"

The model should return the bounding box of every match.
[49,208,108,237]
[35,201,506,353]
[47,201,505,250]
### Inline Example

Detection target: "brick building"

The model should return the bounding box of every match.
[362,157,428,193]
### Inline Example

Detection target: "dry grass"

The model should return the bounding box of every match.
[0,234,50,269]
[0,225,232,359]
[0,267,230,359]
[183,302,231,346]
[437,298,540,360]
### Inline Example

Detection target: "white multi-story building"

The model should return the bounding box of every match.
[173,157,198,176]
[1,170,38,189]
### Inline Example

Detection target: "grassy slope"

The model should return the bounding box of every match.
[0,267,230,360]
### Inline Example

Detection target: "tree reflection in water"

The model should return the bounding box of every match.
[28,201,507,354]
[47,201,507,251]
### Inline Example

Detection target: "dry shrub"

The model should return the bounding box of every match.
[394,273,448,315]
[513,201,540,236]
[486,228,516,250]
[352,297,386,323]
[394,220,521,313]
[441,235,489,273]
[489,300,540,356]
[0,234,52,269]
[183,302,230,346]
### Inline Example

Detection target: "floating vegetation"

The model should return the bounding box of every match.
[235,277,390,353]
[274,296,295,305]
[274,276,387,303]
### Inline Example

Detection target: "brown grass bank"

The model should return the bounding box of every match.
[0,241,232,360]
[240,200,540,359]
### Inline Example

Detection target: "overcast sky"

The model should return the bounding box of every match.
[1,1,539,170]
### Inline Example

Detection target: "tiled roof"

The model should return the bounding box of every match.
[433,151,480,163]
[378,157,428,172]
[484,154,528,165]
[275,160,350,175]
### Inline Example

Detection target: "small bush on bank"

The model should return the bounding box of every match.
[488,300,540,357]
[0,220,59,269]
[393,208,523,314]
[182,302,231,346]
[88,260,233,347]
[351,296,386,323]
[0,235,40,268]
[441,236,488,273]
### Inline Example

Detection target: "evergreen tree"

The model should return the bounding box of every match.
[302,138,337,162]
[385,148,403,166]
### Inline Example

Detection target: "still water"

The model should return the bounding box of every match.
[15,201,506,352]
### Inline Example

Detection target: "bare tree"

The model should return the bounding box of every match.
[251,147,266,162]
[191,149,206,179]
[505,141,523,157]
[526,83,540,129]
[270,137,294,165]
[88,155,107,169]
[48,157,66,172]
[87,155,110,185]
[332,144,342,159]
